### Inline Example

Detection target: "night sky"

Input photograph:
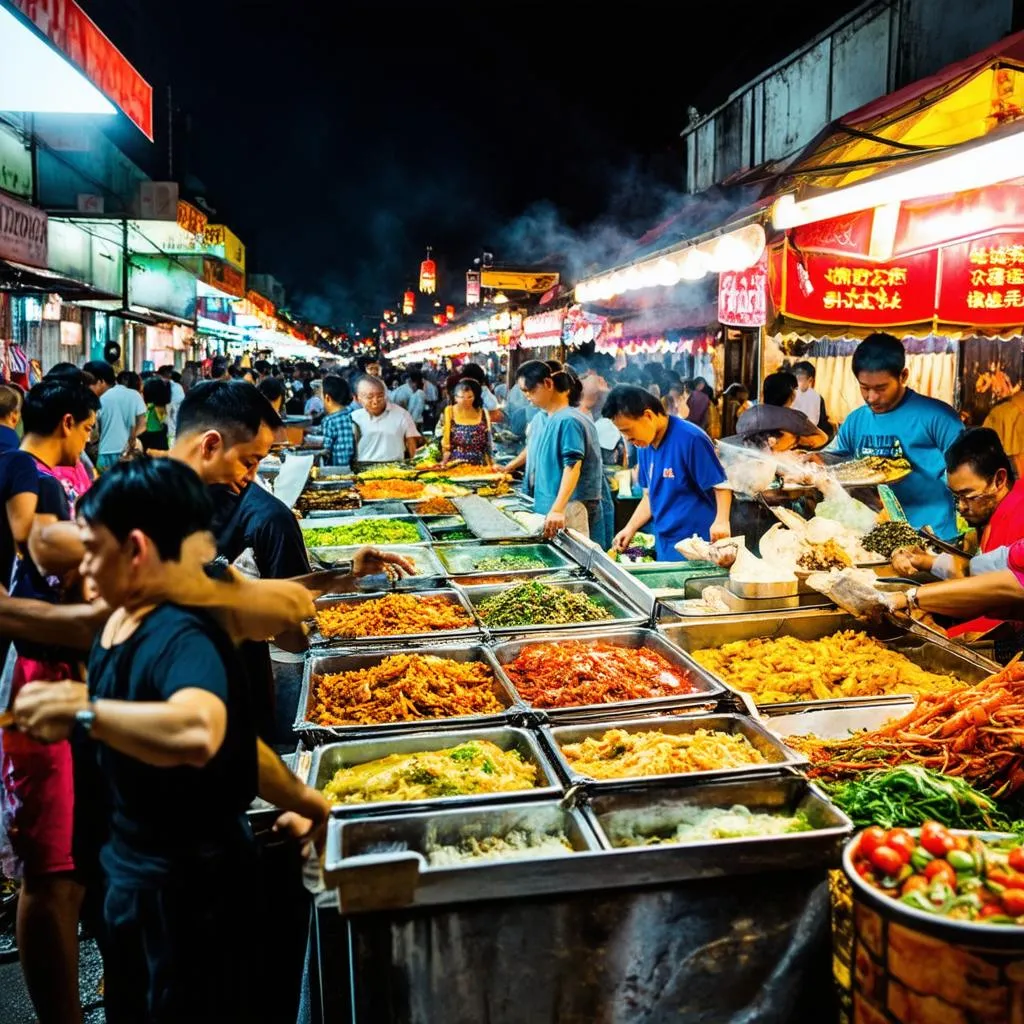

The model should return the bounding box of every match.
[82,0,863,328]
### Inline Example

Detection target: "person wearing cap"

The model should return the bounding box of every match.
[605,385,731,561]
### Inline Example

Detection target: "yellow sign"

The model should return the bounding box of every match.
[479,270,559,293]
[205,224,246,272]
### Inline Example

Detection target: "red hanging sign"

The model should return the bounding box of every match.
[792,209,874,259]
[937,232,1024,326]
[780,243,938,326]
[718,251,768,327]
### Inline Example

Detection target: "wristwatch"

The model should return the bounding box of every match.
[74,702,97,738]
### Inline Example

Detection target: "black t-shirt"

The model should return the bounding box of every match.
[86,604,258,886]
[213,482,309,741]
[0,449,40,590]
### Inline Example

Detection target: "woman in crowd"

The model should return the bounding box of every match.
[516,359,603,540]
[441,379,493,466]
[138,376,171,452]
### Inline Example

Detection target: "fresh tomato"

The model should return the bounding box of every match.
[1008,846,1024,873]
[1002,889,1024,916]
[855,861,874,880]
[886,830,916,864]
[870,846,906,877]
[901,875,929,897]
[924,860,957,887]
[979,902,1005,919]
[919,822,955,857]
[988,869,1024,890]
[858,827,888,858]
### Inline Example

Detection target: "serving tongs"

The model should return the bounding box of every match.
[917,527,971,561]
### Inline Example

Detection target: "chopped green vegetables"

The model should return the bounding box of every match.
[303,519,421,546]
[438,528,474,540]
[827,766,1008,831]
[476,581,610,627]
[474,553,547,572]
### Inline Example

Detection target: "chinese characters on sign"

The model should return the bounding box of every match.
[965,245,1024,309]
[822,265,907,312]
[937,234,1024,326]
[718,252,767,327]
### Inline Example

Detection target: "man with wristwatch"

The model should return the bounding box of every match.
[10,459,413,1023]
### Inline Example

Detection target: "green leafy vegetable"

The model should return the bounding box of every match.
[303,518,421,546]
[476,582,610,628]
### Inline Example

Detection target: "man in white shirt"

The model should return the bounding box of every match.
[791,360,827,432]
[352,376,420,463]
[98,375,146,470]
[391,372,426,427]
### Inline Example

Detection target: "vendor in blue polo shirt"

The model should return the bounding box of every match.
[605,385,731,562]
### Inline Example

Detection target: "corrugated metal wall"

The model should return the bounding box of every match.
[682,0,1014,193]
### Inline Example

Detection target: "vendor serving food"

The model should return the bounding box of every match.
[605,385,732,561]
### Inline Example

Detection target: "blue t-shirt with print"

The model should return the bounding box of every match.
[831,389,964,538]
[638,415,728,561]
[531,406,602,514]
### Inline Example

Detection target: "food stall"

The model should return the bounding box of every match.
[268,456,1024,1024]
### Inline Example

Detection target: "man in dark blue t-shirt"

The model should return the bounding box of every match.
[12,458,331,1023]
[605,385,732,562]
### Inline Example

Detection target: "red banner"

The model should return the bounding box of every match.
[937,232,1024,326]
[718,251,768,327]
[780,244,938,326]
[792,209,874,258]
[11,0,153,141]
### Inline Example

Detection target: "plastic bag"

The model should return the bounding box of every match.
[815,479,878,535]
[805,568,891,621]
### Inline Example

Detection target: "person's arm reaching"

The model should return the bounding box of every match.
[544,461,582,539]
[612,491,652,552]
[711,486,733,541]
[29,519,84,575]
[887,571,1024,621]
[0,595,108,650]
[405,435,419,460]
[257,739,330,845]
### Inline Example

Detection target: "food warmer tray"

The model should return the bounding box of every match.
[305,501,406,519]
[433,541,578,578]
[308,725,563,818]
[453,495,537,541]
[323,800,603,913]
[658,575,834,619]
[660,610,999,714]
[489,628,726,723]
[586,549,658,619]
[306,544,447,589]
[452,571,580,590]
[299,513,432,546]
[542,712,807,792]
[760,697,916,740]
[294,643,524,741]
[460,578,649,637]
[583,774,850,864]
[308,587,482,647]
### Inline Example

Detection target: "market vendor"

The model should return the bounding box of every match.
[829,332,964,538]
[605,385,731,561]
[352,375,420,463]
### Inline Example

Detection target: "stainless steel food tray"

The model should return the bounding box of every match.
[581,775,852,876]
[462,578,649,636]
[323,800,602,913]
[659,575,833,619]
[309,588,482,647]
[760,697,916,740]
[300,513,431,546]
[309,725,563,818]
[305,500,406,518]
[543,712,806,791]
[660,610,998,713]
[294,643,522,740]
[433,541,577,578]
[452,571,579,589]
[453,495,537,540]
[305,544,447,590]
[490,628,725,723]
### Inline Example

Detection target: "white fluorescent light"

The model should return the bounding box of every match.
[0,6,117,117]
[772,128,1024,230]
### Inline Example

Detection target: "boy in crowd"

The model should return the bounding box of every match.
[320,375,356,469]
[830,333,964,538]
[791,360,831,437]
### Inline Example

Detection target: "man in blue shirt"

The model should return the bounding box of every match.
[829,333,964,539]
[319,375,355,469]
[605,385,732,561]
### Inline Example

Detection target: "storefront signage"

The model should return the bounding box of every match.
[937,232,1024,326]
[779,244,938,326]
[176,200,207,236]
[0,123,32,199]
[0,191,47,267]
[718,251,767,327]
[465,270,481,306]
[792,209,874,258]
[479,270,559,294]
[203,224,246,272]
[522,308,566,346]
[247,290,275,317]
[128,254,196,322]
[10,0,154,140]
[200,257,244,298]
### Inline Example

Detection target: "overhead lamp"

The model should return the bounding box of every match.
[678,248,709,280]
[772,126,1024,230]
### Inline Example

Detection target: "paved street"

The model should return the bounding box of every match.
[0,938,105,1023]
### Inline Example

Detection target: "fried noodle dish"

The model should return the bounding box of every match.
[311,653,503,726]
[560,727,767,780]
[357,479,426,501]
[691,630,963,704]
[316,593,475,639]
[322,740,537,804]
[504,641,697,709]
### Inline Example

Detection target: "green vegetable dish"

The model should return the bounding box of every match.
[475,581,610,628]
[473,553,547,573]
[302,519,421,547]
[617,804,813,846]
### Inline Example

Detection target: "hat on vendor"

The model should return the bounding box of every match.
[722,403,819,447]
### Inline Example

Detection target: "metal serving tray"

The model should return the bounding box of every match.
[309,725,563,817]
[323,800,602,913]
[659,574,834,619]
[433,541,577,577]
[661,610,998,713]
[453,495,536,540]
[299,514,431,546]
[544,712,806,791]
[305,478,357,492]
[462,578,648,636]
[294,643,522,740]
[582,776,852,876]
[306,544,447,589]
[309,588,481,647]
[305,501,406,519]
[451,571,579,590]
[760,697,916,740]
[489,628,725,722]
